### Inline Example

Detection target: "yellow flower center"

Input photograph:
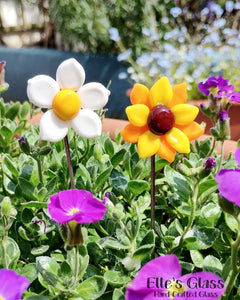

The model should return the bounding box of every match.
[167,280,186,299]
[68,208,79,216]
[52,89,81,121]
[209,87,219,96]
[0,295,5,300]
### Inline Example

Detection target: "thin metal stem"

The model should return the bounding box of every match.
[64,135,75,189]
[151,155,155,230]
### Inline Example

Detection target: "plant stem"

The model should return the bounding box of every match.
[151,155,155,230]
[36,158,43,185]
[2,216,9,268]
[208,137,216,157]
[222,213,240,299]
[217,141,224,173]
[64,135,75,189]
[73,133,80,162]
[170,180,198,253]
[73,245,79,285]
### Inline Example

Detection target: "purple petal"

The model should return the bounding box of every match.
[0,269,30,298]
[235,148,240,166]
[48,189,106,224]
[229,91,240,103]
[177,272,225,300]
[219,110,228,121]
[205,158,216,170]
[58,189,91,212]
[125,255,181,299]
[198,82,210,96]
[215,169,240,207]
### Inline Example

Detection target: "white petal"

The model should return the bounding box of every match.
[78,82,110,110]
[70,109,102,138]
[56,58,85,90]
[27,75,59,108]
[40,110,68,142]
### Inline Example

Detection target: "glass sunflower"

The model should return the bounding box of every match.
[121,77,204,162]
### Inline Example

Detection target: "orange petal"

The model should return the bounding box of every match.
[121,123,148,143]
[157,135,176,162]
[130,83,150,107]
[175,121,205,141]
[168,82,187,108]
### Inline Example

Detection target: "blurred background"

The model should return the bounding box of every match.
[0,0,240,117]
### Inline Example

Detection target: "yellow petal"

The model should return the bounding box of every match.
[121,123,148,143]
[172,104,199,125]
[138,130,160,158]
[165,127,190,153]
[149,76,173,108]
[157,136,176,162]
[175,121,205,141]
[130,83,150,107]
[168,82,188,108]
[126,104,150,127]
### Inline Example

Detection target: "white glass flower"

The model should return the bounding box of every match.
[27,58,110,142]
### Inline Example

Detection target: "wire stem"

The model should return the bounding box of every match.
[64,135,75,189]
[151,155,155,230]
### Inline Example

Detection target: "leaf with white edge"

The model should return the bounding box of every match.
[113,288,125,300]
[133,244,154,260]
[190,250,204,268]
[164,165,192,202]
[203,255,223,276]
[99,237,130,250]
[184,226,220,250]
[104,270,130,287]
[76,276,107,300]
[36,256,67,291]
[199,202,222,227]
[224,212,238,233]
[20,263,38,282]
[128,180,150,195]
[31,245,50,255]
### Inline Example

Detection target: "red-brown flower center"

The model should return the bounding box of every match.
[147,105,175,134]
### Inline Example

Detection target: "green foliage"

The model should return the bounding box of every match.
[0,99,239,298]
[48,0,174,54]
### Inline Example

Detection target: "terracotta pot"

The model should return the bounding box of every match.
[188,100,240,141]
[31,113,237,158]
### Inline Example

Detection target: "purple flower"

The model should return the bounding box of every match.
[226,91,240,103]
[125,254,225,300]
[198,75,233,97]
[18,136,26,143]
[48,189,106,224]
[215,148,240,207]
[219,110,229,121]
[205,158,216,169]
[0,269,30,299]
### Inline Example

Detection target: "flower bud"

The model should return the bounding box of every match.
[199,102,215,118]
[1,197,11,217]
[38,146,52,156]
[219,110,230,140]
[199,158,216,178]
[18,137,31,155]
